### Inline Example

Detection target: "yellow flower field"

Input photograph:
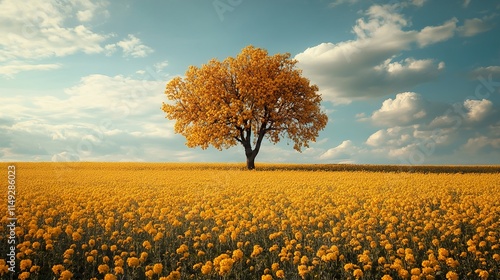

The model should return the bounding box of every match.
[0,162,499,279]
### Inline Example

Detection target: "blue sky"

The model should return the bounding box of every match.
[1,0,500,165]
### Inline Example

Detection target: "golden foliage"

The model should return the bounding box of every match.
[162,46,328,168]
[1,162,499,279]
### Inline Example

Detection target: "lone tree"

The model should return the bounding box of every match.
[162,46,328,169]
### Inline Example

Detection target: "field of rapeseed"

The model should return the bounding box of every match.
[0,162,499,279]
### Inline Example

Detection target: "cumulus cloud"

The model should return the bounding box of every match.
[0,72,176,161]
[319,140,359,160]
[468,66,500,81]
[0,0,153,77]
[0,0,110,61]
[417,18,458,47]
[64,74,164,116]
[359,89,500,164]
[295,4,452,103]
[366,127,414,147]
[368,92,428,126]
[75,0,110,22]
[463,99,494,123]
[106,34,154,58]
[458,16,495,37]
[461,136,500,153]
[364,124,454,164]
[295,4,496,104]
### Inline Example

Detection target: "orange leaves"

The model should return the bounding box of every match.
[162,45,328,162]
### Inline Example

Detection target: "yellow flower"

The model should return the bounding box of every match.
[201,261,212,275]
[166,271,181,280]
[114,267,124,275]
[251,245,263,258]
[153,263,163,274]
[446,271,459,280]
[154,232,164,241]
[32,242,41,249]
[127,257,140,268]
[493,253,500,261]
[398,269,409,278]
[230,249,242,262]
[261,274,273,280]
[344,263,355,271]
[275,269,285,279]
[114,258,124,267]
[271,263,279,271]
[218,258,234,276]
[476,269,489,279]
[353,269,363,278]
[52,264,65,275]
[98,264,109,274]
[104,274,117,280]
[140,252,148,262]
[410,268,421,276]
[297,265,308,278]
[59,270,73,280]
[20,259,32,271]
[72,232,82,241]
[18,272,30,280]
[218,234,227,243]
[143,241,152,250]
[145,269,154,279]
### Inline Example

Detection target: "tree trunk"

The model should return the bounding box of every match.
[246,152,256,170]
[242,128,265,170]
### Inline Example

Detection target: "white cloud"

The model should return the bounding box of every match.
[0,72,175,161]
[468,66,500,80]
[458,17,494,37]
[461,136,500,153]
[0,63,61,78]
[411,0,426,7]
[329,0,358,8]
[154,61,169,73]
[491,122,500,136]
[366,127,413,147]
[364,124,453,164]
[464,99,494,123]
[369,92,428,126]
[361,92,500,164]
[62,74,167,118]
[319,140,359,160]
[296,4,451,103]
[417,18,458,47]
[0,1,110,61]
[115,35,154,58]
[0,0,152,77]
[75,0,109,22]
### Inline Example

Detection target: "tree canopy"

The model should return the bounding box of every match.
[162,46,328,169]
